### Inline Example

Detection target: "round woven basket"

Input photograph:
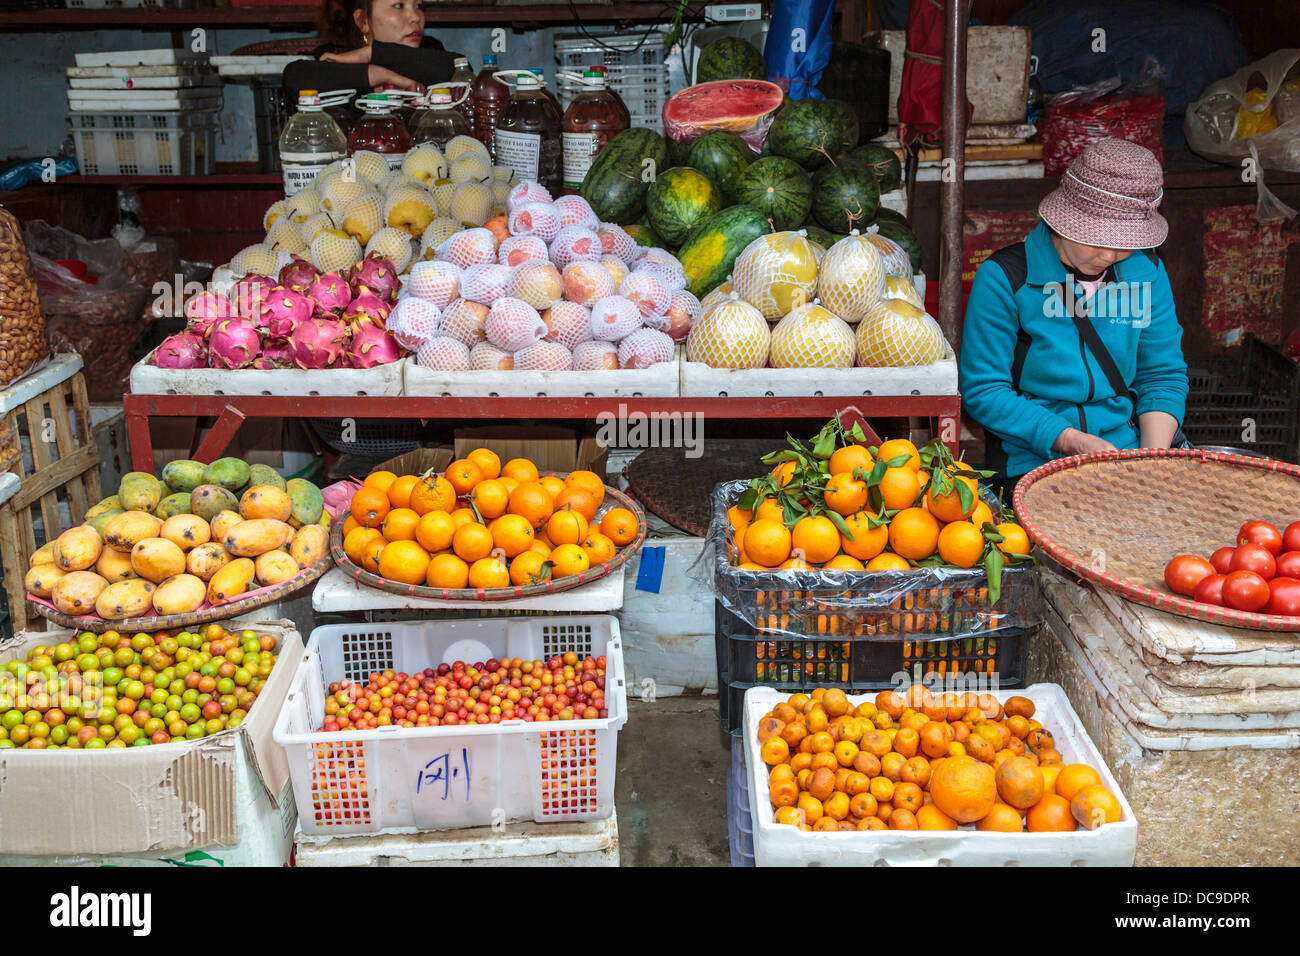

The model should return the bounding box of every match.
[329,478,647,602]
[1014,448,1300,631]
[28,555,331,634]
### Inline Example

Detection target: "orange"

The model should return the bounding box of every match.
[445,459,484,497]
[865,553,910,571]
[528,538,553,558]
[1026,728,1055,754]
[577,531,613,565]
[509,551,550,586]
[824,472,868,516]
[600,507,637,546]
[466,447,501,480]
[796,794,823,825]
[363,470,397,494]
[995,522,1031,556]
[849,792,878,819]
[743,518,792,568]
[539,475,566,502]
[564,470,606,507]
[916,803,958,830]
[791,515,841,564]
[1039,764,1062,796]
[893,781,924,812]
[964,733,996,764]
[452,522,494,562]
[868,776,895,803]
[878,466,921,511]
[546,508,589,546]
[499,476,520,495]
[343,526,383,566]
[812,816,842,832]
[821,689,849,717]
[381,507,420,542]
[833,739,859,768]
[888,507,941,560]
[919,720,954,758]
[508,481,554,530]
[888,808,918,830]
[376,540,430,586]
[875,691,905,720]
[937,520,985,569]
[1071,784,1121,830]
[550,543,590,578]
[1006,715,1031,740]
[1003,695,1036,719]
[426,553,469,589]
[858,816,887,831]
[754,497,784,522]
[779,556,811,570]
[408,474,456,516]
[807,766,835,800]
[876,438,920,471]
[893,727,919,759]
[828,444,874,478]
[773,806,803,827]
[554,486,598,523]
[387,475,419,510]
[501,458,540,484]
[414,510,456,553]
[467,556,509,589]
[929,755,996,823]
[995,755,1045,809]
[1055,764,1104,803]
[925,468,979,523]
[900,755,931,788]
[449,507,477,529]
[350,486,391,529]
[491,513,535,558]
[770,460,798,488]
[469,479,509,520]
[342,515,360,537]
[757,715,785,743]
[839,510,888,561]
[977,803,1025,832]
[823,554,864,571]
[969,500,994,530]
[1026,793,1077,832]
[360,536,385,574]
[769,781,799,809]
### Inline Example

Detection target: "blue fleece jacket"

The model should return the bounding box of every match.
[959,221,1189,477]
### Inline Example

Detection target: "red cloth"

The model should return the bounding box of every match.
[897,0,973,149]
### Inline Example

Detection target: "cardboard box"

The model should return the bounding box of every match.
[375,446,455,478]
[453,426,608,478]
[0,617,303,857]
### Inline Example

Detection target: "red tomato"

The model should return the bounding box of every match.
[1283,522,1300,553]
[1193,573,1227,606]
[1163,554,1216,596]
[1266,577,1300,616]
[1222,570,1271,612]
[1209,547,1236,575]
[1229,543,1276,581]
[1276,551,1300,580]
[1238,520,1283,555]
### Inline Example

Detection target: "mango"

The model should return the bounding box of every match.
[255,550,300,587]
[52,570,108,616]
[85,508,124,539]
[84,495,122,520]
[29,541,56,567]
[95,547,137,583]
[210,510,243,542]
[25,563,67,599]
[190,484,239,522]
[202,457,251,493]
[153,492,192,519]
[248,463,287,492]
[104,511,163,553]
[119,472,163,513]
[240,484,293,522]
[289,524,329,569]
[161,514,211,552]
[131,537,188,583]
[54,526,103,571]
[223,518,294,558]
[318,511,331,529]
[95,579,156,621]
[207,557,255,604]
[186,543,232,581]
[160,459,207,495]
[152,574,207,615]
[286,478,325,528]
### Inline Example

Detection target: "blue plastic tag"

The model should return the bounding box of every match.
[635,546,665,593]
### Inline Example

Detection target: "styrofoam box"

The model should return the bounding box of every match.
[129,350,408,396]
[743,683,1138,867]
[274,617,628,837]
[210,55,313,79]
[75,49,206,68]
[68,89,221,112]
[403,354,680,398]
[680,352,957,398]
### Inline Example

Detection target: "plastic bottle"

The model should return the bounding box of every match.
[530,68,563,116]
[413,87,473,149]
[278,89,350,197]
[472,53,509,160]
[560,69,631,194]
[449,55,477,135]
[493,69,563,196]
[348,93,414,171]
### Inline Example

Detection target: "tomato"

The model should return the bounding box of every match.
[1209,547,1236,575]
[1192,573,1227,607]
[1163,554,1216,596]
[1228,543,1276,581]
[1266,577,1300,616]
[1222,570,1271,612]
[1238,520,1283,555]
[1276,551,1300,580]
[1283,522,1300,554]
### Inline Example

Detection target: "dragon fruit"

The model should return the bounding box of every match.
[348,255,401,303]
[229,275,276,322]
[207,317,262,370]
[343,292,393,330]
[346,322,402,368]
[151,332,208,369]
[278,255,320,292]
[259,287,314,338]
[290,316,350,369]
[183,291,238,340]
[387,297,442,351]
[261,337,296,368]
[308,272,352,314]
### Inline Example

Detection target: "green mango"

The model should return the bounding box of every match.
[190,484,239,522]
[85,509,124,539]
[286,478,324,528]
[85,495,122,520]
[318,510,331,530]
[153,492,192,519]
[118,472,162,513]
[161,459,207,495]
[248,463,287,492]
[201,457,251,493]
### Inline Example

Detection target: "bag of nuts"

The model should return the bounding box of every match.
[0,204,50,389]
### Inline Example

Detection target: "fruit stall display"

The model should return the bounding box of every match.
[24,458,330,630]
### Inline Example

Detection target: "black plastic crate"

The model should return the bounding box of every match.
[1183,334,1299,461]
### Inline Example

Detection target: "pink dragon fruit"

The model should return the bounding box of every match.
[278,255,320,292]
[229,275,276,322]
[259,286,313,338]
[346,322,403,369]
[207,317,262,370]
[308,272,352,314]
[250,357,277,370]
[183,291,238,340]
[343,292,393,330]
[348,256,401,303]
[260,337,296,368]
[290,316,350,369]
[387,297,442,351]
[151,332,208,369]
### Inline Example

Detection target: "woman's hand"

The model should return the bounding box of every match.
[321,46,371,65]
[367,65,421,92]
[1053,427,1117,456]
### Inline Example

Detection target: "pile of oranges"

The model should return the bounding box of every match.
[341,448,638,590]
[757,686,1123,834]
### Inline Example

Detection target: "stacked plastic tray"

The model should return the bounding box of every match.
[555,33,675,133]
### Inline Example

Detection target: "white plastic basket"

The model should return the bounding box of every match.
[70,108,218,176]
[743,683,1138,866]
[274,617,627,837]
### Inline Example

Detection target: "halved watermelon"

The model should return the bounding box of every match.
[662,80,785,151]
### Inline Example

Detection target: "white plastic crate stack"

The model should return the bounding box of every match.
[555,33,676,133]
[67,49,219,176]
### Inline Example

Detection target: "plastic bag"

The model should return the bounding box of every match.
[0,205,49,388]
[763,0,833,99]
[1039,56,1165,176]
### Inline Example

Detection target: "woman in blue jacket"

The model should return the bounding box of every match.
[959,138,1189,495]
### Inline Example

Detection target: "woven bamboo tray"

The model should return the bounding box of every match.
[329,479,647,602]
[27,554,331,634]
[1014,448,1300,632]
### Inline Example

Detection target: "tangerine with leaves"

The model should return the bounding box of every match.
[828,444,874,478]
[995,522,1031,557]
[509,550,551,586]
[878,466,921,511]
[824,471,868,516]
[770,460,799,488]
[824,554,865,571]
[876,438,920,471]
[550,543,590,578]
[889,507,940,560]
[925,467,979,522]
[866,553,910,571]
[839,510,888,561]
[470,479,509,520]
[490,513,535,557]
[360,536,385,574]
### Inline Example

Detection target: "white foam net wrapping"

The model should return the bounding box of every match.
[815,233,887,324]
[514,341,573,371]
[769,302,855,368]
[854,299,950,367]
[732,231,820,320]
[416,335,471,370]
[685,296,770,369]
[485,297,547,351]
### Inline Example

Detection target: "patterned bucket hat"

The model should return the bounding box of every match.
[1039,138,1168,250]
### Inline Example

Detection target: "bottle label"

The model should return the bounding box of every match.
[562,132,600,191]
[494,129,541,183]
[280,153,338,197]
[384,151,408,171]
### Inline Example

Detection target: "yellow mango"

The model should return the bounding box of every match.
[207,558,255,604]
[29,541,56,567]
[84,495,122,520]
[223,518,294,558]
[186,543,232,581]
[161,514,212,552]
[51,570,109,616]
[95,579,157,621]
[289,524,329,569]
[95,548,137,583]
[210,510,243,543]
[255,550,300,586]
[54,526,103,571]
[25,563,67,599]
[239,485,293,522]
[152,574,207,615]
[130,537,188,584]
[104,511,163,553]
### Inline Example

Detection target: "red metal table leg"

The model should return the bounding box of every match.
[123,395,156,473]
[193,404,248,464]
[939,399,962,458]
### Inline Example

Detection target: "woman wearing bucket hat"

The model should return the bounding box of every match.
[959,138,1190,496]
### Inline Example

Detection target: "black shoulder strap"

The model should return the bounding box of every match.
[987,242,1029,294]
[1068,302,1134,404]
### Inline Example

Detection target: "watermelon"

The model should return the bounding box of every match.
[851,143,902,193]
[580,127,670,225]
[733,156,812,232]
[768,98,855,171]
[686,130,754,204]
[822,99,860,151]
[812,159,881,233]
[873,206,909,228]
[645,167,723,247]
[624,223,664,248]
[662,79,785,150]
[695,36,767,83]
[667,135,693,169]
[873,219,922,273]
[675,203,772,298]
[803,225,838,249]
